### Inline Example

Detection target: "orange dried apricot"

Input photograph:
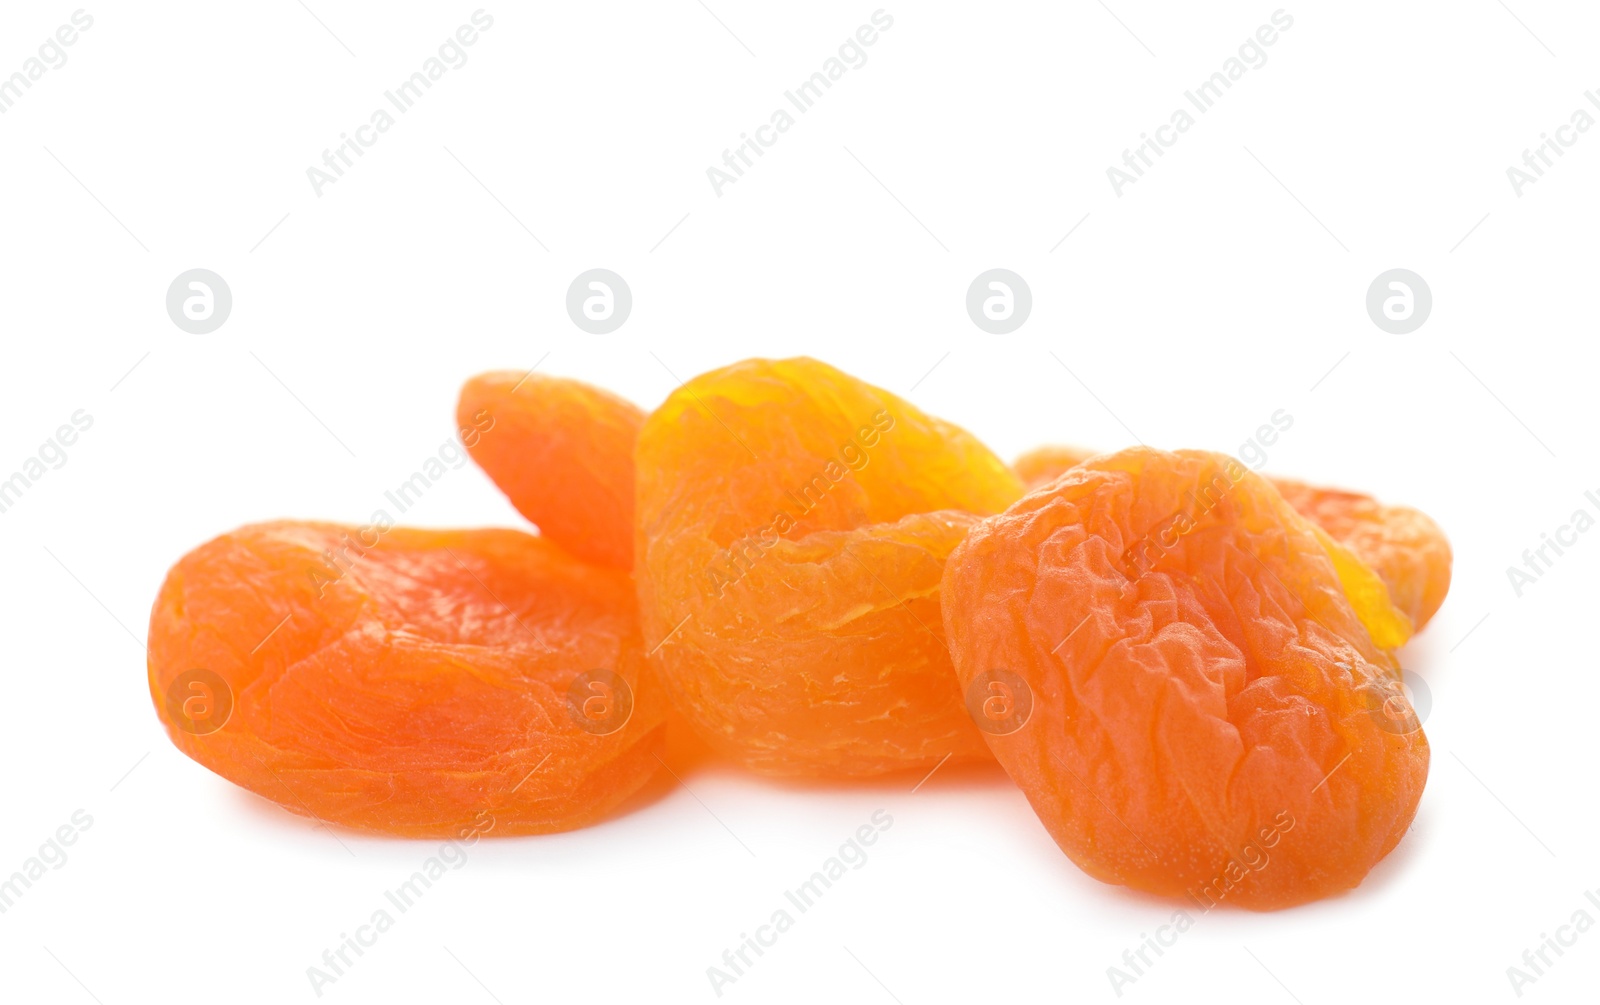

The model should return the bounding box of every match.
[458,371,643,569]
[942,448,1429,909]
[1013,446,1452,631]
[148,522,663,837]
[635,357,1025,776]
[1270,479,1451,632]
[1013,445,1099,488]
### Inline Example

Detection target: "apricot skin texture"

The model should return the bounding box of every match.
[1270,479,1452,632]
[458,371,643,570]
[148,522,664,837]
[1013,446,1452,632]
[635,357,1025,777]
[943,448,1428,909]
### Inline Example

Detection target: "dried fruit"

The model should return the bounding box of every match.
[1013,445,1099,489]
[458,371,643,570]
[148,522,663,837]
[1014,446,1452,631]
[942,448,1429,909]
[635,357,1025,776]
[1269,479,1451,632]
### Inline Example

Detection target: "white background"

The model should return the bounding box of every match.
[0,2,1595,1002]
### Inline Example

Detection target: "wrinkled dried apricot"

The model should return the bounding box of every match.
[1269,479,1451,632]
[148,522,663,837]
[635,357,1025,776]
[943,448,1429,909]
[458,371,643,569]
[1014,446,1452,631]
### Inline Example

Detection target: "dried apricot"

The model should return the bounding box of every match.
[148,522,664,837]
[1270,479,1451,632]
[1013,446,1452,631]
[635,357,1025,776]
[458,371,643,569]
[942,448,1429,909]
[1013,445,1099,488]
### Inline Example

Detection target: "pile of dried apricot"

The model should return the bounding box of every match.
[147,355,1449,910]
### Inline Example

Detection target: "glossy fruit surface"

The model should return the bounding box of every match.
[149,522,663,836]
[943,448,1429,909]
[635,357,1025,776]
[458,371,643,569]
[1013,446,1452,631]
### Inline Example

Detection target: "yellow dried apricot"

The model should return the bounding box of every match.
[635,357,1024,776]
